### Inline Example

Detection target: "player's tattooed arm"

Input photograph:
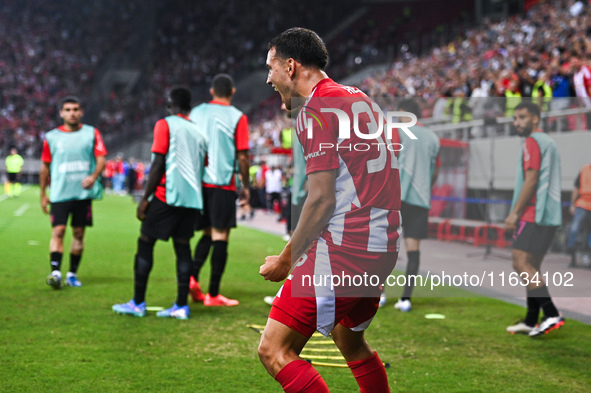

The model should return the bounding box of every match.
[237,150,250,204]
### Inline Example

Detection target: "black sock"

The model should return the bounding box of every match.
[192,235,212,281]
[174,240,192,307]
[209,240,228,297]
[524,293,539,327]
[50,252,62,272]
[530,285,559,318]
[69,253,81,274]
[401,251,420,301]
[134,237,155,305]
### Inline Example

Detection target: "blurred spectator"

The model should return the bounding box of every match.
[571,56,591,128]
[104,159,116,192]
[3,0,591,159]
[0,0,143,156]
[265,165,282,218]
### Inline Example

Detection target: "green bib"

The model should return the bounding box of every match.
[291,129,307,205]
[189,103,243,186]
[511,132,562,226]
[45,125,102,203]
[398,125,440,209]
[161,116,209,209]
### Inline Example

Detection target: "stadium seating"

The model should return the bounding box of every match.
[252,0,590,146]
[1,0,589,161]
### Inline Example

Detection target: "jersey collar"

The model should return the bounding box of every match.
[311,78,332,92]
[58,124,83,132]
[210,100,230,106]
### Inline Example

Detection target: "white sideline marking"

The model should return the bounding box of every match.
[14,203,30,216]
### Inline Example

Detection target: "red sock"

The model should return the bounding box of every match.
[275,359,330,393]
[347,351,390,393]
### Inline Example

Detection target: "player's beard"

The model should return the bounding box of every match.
[516,122,533,137]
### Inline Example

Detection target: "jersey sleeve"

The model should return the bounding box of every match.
[94,129,108,156]
[235,115,250,151]
[152,119,170,155]
[523,137,541,171]
[41,140,52,163]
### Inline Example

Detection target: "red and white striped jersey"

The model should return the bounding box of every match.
[295,78,401,253]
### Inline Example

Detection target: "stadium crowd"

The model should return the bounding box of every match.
[0,0,144,158]
[250,0,591,143]
[92,0,360,155]
[358,0,591,117]
[1,0,590,158]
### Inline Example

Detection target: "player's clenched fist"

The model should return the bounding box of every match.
[260,255,290,282]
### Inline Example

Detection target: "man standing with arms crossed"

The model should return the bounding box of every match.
[188,74,250,307]
[113,86,208,319]
[505,101,564,337]
[5,147,24,197]
[40,96,107,289]
[259,28,399,393]
[389,98,440,312]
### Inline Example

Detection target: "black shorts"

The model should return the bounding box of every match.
[141,197,197,240]
[400,201,429,239]
[195,187,237,230]
[7,172,19,183]
[51,199,93,228]
[512,220,557,255]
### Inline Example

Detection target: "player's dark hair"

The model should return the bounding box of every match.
[398,98,421,116]
[268,27,329,70]
[515,101,541,119]
[168,86,192,111]
[211,74,234,98]
[60,95,82,110]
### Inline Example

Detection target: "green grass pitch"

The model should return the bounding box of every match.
[1,188,590,392]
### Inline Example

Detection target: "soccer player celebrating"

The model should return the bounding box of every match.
[40,96,107,289]
[259,28,399,392]
[188,74,250,307]
[504,101,564,337]
[390,98,441,312]
[112,86,208,319]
